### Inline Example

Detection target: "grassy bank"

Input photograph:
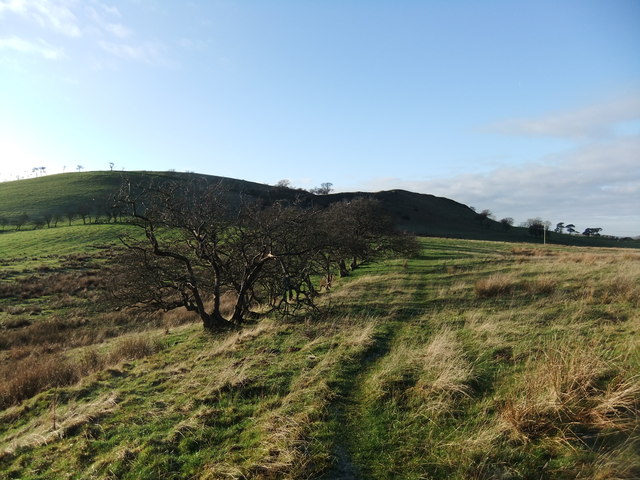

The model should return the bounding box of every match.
[0,234,638,478]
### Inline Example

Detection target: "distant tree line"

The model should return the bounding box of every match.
[274,179,334,195]
[0,199,128,232]
[466,212,609,240]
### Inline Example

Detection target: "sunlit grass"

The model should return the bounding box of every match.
[0,237,638,479]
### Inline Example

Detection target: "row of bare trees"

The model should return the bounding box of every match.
[0,204,127,231]
[109,177,418,330]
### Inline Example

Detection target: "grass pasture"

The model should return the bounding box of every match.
[0,230,638,479]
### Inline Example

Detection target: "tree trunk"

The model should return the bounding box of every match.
[201,310,231,330]
[339,259,350,277]
[230,255,274,325]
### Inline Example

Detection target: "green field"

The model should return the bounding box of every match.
[0,224,638,479]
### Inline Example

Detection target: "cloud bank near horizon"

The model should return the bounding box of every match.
[359,96,640,237]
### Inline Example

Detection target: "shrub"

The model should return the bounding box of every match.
[474,274,518,298]
[108,335,164,364]
[0,355,79,409]
[524,275,557,295]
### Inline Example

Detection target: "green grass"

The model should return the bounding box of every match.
[0,236,638,479]
[0,223,137,259]
[0,171,273,222]
[0,172,124,220]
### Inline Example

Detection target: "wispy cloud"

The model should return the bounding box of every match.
[487,93,640,140]
[99,40,166,66]
[0,35,64,59]
[104,23,131,39]
[97,2,120,18]
[0,0,167,67]
[0,0,81,37]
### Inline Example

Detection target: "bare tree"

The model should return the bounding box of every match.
[309,182,333,195]
[110,178,417,330]
[111,177,325,329]
[500,217,514,230]
[65,210,77,226]
[109,162,115,171]
[14,213,29,231]
[275,179,292,189]
[583,227,603,237]
[478,209,495,229]
[320,197,419,277]
[77,204,91,224]
[43,212,54,228]
[523,218,549,239]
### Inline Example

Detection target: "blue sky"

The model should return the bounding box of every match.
[0,0,639,235]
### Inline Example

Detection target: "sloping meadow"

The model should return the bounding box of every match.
[0,236,638,479]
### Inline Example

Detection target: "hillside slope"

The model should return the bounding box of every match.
[1,234,638,478]
[1,171,637,247]
[0,171,488,235]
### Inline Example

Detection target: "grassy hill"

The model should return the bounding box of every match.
[0,171,273,220]
[1,170,638,247]
[0,226,638,478]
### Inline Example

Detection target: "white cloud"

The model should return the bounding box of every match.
[358,135,640,236]
[0,35,64,59]
[0,0,171,67]
[105,23,131,38]
[0,0,82,37]
[98,2,120,17]
[99,40,165,65]
[487,93,640,140]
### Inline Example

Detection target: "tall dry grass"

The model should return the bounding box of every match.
[500,342,639,444]
[474,274,518,298]
[0,334,164,409]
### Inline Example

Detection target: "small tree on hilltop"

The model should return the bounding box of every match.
[275,179,292,189]
[500,217,514,231]
[309,182,333,195]
[478,209,494,229]
[523,217,549,239]
[583,227,603,237]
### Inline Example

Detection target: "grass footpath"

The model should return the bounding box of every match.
[0,236,638,478]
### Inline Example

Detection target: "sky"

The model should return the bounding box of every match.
[0,0,639,236]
